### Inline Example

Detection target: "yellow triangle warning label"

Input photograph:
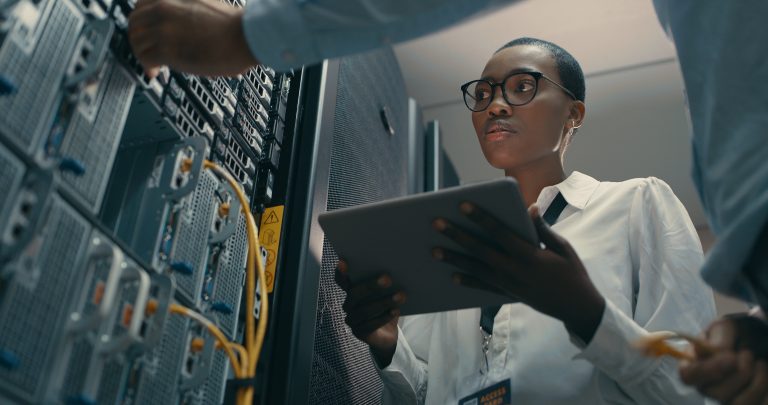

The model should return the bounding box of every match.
[259,205,285,293]
[264,211,280,225]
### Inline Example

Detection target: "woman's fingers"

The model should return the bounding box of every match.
[460,201,537,259]
[350,309,400,339]
[345,292,406,328]
[342,273,396,310]
[334,260,351,292]
[433,247,504,281]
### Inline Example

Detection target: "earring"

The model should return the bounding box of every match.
[566,120,575,137]
[570,120,581,135]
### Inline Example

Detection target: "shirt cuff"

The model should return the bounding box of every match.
[374,326,425,400]
[242,0,319,71]
[570,299,663,386]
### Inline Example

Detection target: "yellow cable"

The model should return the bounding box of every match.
[203,160,269,404]
[228,342,249,377]
[232,342,249,405]
[169,303,243,378]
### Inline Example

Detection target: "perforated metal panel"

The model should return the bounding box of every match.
[132,313,189,405]
[309,48,409,405]
[171,170,219,305]
[96,359,129,404]
[59,60,136,212]
[0,142,25,231]
[0,195,91,403]
[0,0,84,154]
[202,351,229,405]
[59,339,94,400]
[210,213,247,337]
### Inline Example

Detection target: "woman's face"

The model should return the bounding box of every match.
[471,45,578,171]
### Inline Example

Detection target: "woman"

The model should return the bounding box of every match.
[335,37,715,404]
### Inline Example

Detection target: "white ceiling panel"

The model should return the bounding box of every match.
[394,0,676,108]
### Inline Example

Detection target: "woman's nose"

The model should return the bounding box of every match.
[487,86,510,117]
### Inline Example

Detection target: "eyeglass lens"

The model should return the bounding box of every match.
[464,73,538,111]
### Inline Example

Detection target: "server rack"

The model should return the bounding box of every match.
[0,0,297,403]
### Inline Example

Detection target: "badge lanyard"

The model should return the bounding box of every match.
[479,192,568,374]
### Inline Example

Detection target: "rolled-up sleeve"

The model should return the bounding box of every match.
[242,0,517,71]
[572,177,716,404]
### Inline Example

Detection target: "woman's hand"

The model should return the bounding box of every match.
[334,260,407,367]
[432,202,605,343]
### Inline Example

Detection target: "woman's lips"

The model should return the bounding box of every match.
[485,131,514,142]
[484,122,518,141]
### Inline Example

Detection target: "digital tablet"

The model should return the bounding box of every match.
[318,177,538,316]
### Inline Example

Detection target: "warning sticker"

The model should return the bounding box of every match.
[259,205,284,293]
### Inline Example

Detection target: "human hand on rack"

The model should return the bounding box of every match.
[432,203,605,344]
[334,260,406,368]
[128,0,258,79]
[678,312,768,405]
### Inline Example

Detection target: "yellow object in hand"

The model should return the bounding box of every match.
[633,331,718,361]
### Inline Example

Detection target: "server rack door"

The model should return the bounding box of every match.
[261,47,411,405]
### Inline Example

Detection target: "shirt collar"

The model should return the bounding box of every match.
[536,171,600,211]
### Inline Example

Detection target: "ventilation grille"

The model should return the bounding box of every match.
[211,213,247,337]
[0,143,25,230]
[133,313,189,405]
[309,48,409,405]
[171,170,218,305]
[0,196,91,400]
[0,0,83,153]
[60,61,136,212]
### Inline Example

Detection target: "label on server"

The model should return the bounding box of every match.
[258,205,284,293]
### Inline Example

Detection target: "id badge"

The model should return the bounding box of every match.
[457,379,511,405]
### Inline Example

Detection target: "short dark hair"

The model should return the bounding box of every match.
[497,37,585,103]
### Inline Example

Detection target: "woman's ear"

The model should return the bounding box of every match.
[569,100,586,129]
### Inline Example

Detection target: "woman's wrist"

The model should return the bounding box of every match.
[371,344,397,369]
[562,290,606,345]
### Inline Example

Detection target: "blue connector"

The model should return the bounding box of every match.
[170,261,194,275]
[0,75,16,96]
[0,349,20,370]
[211,302,234,315]
[59,158,86,176]
[65,394,97,405]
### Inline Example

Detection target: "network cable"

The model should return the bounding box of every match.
[202,160,269,405]
[168,303,244,378]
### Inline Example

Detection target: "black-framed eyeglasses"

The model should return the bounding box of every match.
[460,71,577,112]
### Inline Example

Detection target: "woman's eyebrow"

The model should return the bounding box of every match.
[480,67,538,82]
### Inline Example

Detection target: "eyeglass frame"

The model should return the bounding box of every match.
[460,71,578,112]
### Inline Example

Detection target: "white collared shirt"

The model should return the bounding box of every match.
[378,171,716,405]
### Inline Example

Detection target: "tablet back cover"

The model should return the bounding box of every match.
[319,177,538,315]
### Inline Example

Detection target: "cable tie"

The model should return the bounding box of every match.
[227,376,258,389]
